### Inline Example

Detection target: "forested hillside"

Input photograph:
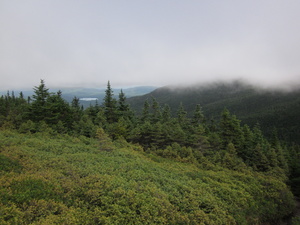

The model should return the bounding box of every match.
[0,80,300,224]
[127,81,300,144]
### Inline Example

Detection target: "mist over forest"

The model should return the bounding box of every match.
[1,0,300,223]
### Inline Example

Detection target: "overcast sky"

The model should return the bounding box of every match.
[1,0,300,90]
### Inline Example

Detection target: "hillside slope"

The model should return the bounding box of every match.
[127,81,300,143]
[0,129,295,224]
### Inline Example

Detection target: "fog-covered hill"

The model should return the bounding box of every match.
[127,81,300,143]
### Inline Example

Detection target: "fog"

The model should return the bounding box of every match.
[1,1,300,90]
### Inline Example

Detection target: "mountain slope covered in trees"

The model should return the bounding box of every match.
[0,80,299,224]
[0,128,297,224]
[127,81,300,144]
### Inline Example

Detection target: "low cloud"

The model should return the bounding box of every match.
[0,1,299,90]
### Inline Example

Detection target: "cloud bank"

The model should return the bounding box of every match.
[0,0,300,90]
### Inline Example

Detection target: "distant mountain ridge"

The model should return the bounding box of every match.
[0,86,158,107]
[59,86,158,104]
[127,81,300,144]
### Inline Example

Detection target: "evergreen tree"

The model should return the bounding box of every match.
[45,90,71,129]
[266,145,279,168]
[141,100,150,122]
[77,114,97,137]
[169,122,186,146]
[270,127,280,148]
[118,89,133,121]
[94,107,106,127]
[71,96,83,122]
[0,96,6,126]
[252,144,270,172]
[150,122,165,148]
[187,124,209,150]
[96,127,114,151]
[106,117,129,140]
[0,91,28,128]
[29,80,50,122]
[239,124,254,162]
[289,144,300,195]
[275,145,289,174]
[222,143,237,168]
[252,123,265,146]
[138,121,154,149]
[177,103,188,127]
[94,100,101,114]
[103,81,118,123]
[118,89,129,112]
[191,104,205,125]
[162,104,171,122]
[19,91,24,100]
[85,104,99,123]
[151,97,162,123]
[219,108,243,149]
[206,132,222,154]
[222,143,246,171]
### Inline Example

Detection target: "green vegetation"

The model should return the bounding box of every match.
[0,130,296,224]
[127,81,300,144]
[0,80,299,224]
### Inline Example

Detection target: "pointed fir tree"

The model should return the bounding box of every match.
[141,100,150,122]
[239,124,254,162]
[252,144,270,172]
[103,81,118,123]
[151,97,162,123]
[219,108,243,150]
[252,123,265,146]
[222,142,246,171]
[118,89,129,112]
[117,89,133,121]
[177,102,188,126]
[191,104,205,125]
[162,104,171,122]
[94,107,106,127]
[71,96,83,122]
[29,79,50,122]
[45,90,72,130]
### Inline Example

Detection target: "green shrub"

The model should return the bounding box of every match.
[0,154,22,172]
[8,178,58,204]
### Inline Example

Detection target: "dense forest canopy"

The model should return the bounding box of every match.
[0,80,300,224]
[127,81,300,145]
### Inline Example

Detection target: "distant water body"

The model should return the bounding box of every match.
[79,98,98,101]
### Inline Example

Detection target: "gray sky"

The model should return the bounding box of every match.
[1,0,300,90]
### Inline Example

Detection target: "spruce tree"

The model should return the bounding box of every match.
[71,96,83,122]
[103,81,118,123]
[252,123,265,146]
[118,89,129,112]
[177,102,188,126]
[29,79,50,122]
[151,97,161,123]
[94,107,106,127]
[45,90,71,129]
[252,144,270,172]
[141,100,150,122]
[239,124,254,162]
[191,104,205,125]
[162,104,171,122]
[219,108,243,149]
[118,89,133,121]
